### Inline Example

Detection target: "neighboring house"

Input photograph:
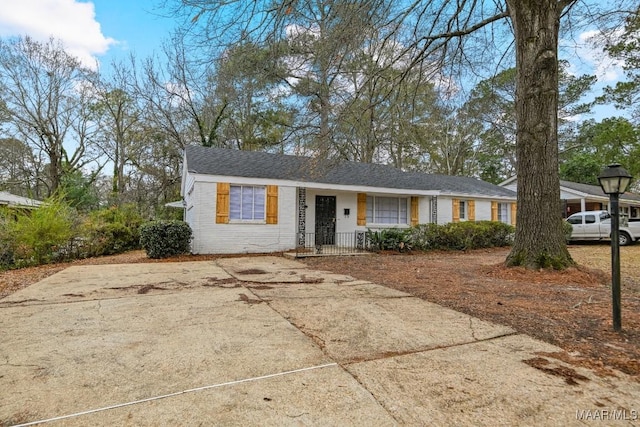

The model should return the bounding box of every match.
[500,177,640,219]
[181,146,517,254]
[0,191,42,210]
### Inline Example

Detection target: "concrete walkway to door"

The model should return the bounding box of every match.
[1,256,639,426]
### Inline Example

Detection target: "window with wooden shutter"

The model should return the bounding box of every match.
[491,201,498,221]
[468,200,476,221]
[497,203,509,223]
[216,183,230,224]
[266,185,278,224]
[511,202,517,226]
[410,197,419,226]
[357,193,367,225]
[452,199,460,222]
[222,184,273,223]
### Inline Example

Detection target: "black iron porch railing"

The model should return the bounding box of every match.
[295,231,372,256]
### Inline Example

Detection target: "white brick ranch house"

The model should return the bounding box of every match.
[181,146,517,254]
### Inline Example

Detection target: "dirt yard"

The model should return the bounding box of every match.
[1,244,639,380]
[304,244,640,380]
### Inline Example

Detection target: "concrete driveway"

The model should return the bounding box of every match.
[1,256,639,426]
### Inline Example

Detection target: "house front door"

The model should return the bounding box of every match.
[315,195,336,245]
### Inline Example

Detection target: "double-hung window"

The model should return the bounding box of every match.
[230,185,265,221]
[497,203,509,223]
[459,201,466,220]
[366,196,408,225]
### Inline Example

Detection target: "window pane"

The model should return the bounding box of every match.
[366,196,408,224]
[230,186,242,220]
[229,185,266,221]
[254,187,265,219]
[241,187,254,220]
[375,197,396,224]
[399,198,407,223]
[459,201,466,219]
[498,203,508,223]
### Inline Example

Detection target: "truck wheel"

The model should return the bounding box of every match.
[619,232,631,246]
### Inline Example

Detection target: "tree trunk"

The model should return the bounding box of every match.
[505,0,575,269]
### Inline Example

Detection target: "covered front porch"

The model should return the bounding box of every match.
[289,231,373,257]
[290,187,436,257]
[560,180,640,219]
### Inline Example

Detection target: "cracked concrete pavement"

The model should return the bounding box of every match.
[1,256,639,426]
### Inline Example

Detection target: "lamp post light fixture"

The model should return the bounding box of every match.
[597,163,632,332]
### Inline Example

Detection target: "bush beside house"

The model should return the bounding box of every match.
[140,220,192,259]
[369,221,515,252]
[0,200,146,269]
[81,205,143,257]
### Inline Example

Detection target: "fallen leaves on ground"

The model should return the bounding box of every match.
[303,245,640,380]
[1,244,639,380]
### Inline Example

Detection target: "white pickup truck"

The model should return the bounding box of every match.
[566,210,640,246]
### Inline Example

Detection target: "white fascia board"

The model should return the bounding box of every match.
[560,184,632,202]
[438,191,516,201]
[507,182,608,201]
[326,184,438,196]
[181,151,190,197]
[498,176,517,186]
[560,186,607,200]
[190,173,440,196]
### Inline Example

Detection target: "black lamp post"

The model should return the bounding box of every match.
[597,163,632,332]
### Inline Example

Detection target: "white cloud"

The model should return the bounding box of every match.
[0,0,115,69]
[562,30,625,83]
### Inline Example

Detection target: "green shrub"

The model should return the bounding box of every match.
[140,220,192,259]
[366,222,514,253]
[409,221,514,251]
[9,196,74,265]
[407,223,440,250]
[562,220,573,242]
[81,205,143,257]
[367,228,412,251]
[0,209,15,268]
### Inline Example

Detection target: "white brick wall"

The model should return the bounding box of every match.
[183,170,515,254]
[438,196,454,224]
[437,197,509,224]
[188,180,297,254]
[304,190,361,234]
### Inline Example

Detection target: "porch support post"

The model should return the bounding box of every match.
[297,188,307,247]
[431,196,438,224]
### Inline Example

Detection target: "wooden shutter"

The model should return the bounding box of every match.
[410,197,419,226]
[468,200,476,221]
[357,193,367,226]
[266,185,278,224]
[491,201,498,221]
[452,199,460,223]
[511,202,517,226]
[216,183,230,224]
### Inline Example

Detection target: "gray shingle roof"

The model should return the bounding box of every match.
[560,180,640,203]
[185,146,516,198]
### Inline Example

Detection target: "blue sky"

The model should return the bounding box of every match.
[92,0,176,63]
[0,0,176,69]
